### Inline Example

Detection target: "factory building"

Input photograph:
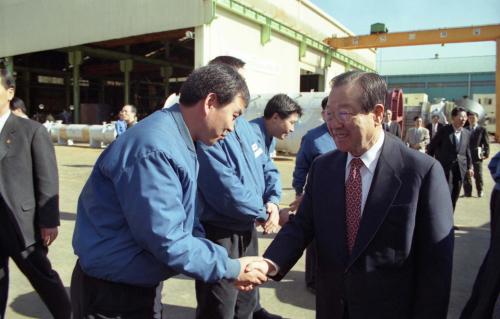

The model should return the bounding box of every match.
[379,55,495,103]
[0,0,375,124]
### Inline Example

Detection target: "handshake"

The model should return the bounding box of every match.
[234,256,275,291]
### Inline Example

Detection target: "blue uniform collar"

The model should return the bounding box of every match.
[169,103,196,153]
[255,117,273,151]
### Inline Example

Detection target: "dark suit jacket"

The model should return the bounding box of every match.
[427,124,472,179]
[0,114,60,247]
[466,125,489,162]
[426,122,444,140]
[264,134,454,319]
[383,121,401,138]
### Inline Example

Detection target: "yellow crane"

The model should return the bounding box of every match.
[324,24,500,141]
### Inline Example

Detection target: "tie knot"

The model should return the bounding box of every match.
[350,158,364,169]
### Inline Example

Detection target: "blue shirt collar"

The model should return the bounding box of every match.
[169,103,196,153]
[255,117,273,149]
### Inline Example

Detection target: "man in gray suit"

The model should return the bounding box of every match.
[0,69,70,318]
[382,109,401,138]
[245,71,454,319]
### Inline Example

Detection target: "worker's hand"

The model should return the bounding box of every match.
[40,227,59,246]
[278,207,297,226]
[263,202,280,234]
[289,194,303,212]
[234,256,268,291]
[468,169,474,178]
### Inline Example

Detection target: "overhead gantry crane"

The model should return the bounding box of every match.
[324,24,500,141]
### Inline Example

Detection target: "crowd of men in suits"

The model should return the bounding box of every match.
[382,106,490,214]
[0,58,497,319]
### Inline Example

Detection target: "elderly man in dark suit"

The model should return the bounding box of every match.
[426,114,444,140]
[382,109,401,138]
[428,107,473,214]
[463,111,489,198]
[244,71,454,319]
[0,70,70,318]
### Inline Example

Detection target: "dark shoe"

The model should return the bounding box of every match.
[453,225,460,230]
[478,191,484,198]
[462,194,472,198]
[253,308,283,319]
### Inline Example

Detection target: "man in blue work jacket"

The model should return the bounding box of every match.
[71,64,267,319]
[290,96,336,293]
[249,93,302,158]
[195,57,283,319]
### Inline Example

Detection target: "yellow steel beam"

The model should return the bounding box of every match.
[324,24,500,49]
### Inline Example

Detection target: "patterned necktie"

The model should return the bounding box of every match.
[345,158,364,254]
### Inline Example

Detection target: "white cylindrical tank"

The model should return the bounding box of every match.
[89,123,117,148]
[48,121,63,143]
[54,124,90,145]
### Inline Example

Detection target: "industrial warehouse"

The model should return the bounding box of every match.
[0,0,499,318]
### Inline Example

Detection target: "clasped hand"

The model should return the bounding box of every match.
[234,257,272,291]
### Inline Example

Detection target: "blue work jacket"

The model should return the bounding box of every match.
[197,117,281,232]
[249,117,276,157]
[73,105,240,287]
[292,123,336,196]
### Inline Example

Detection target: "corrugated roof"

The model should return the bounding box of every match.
[378,55,495,75]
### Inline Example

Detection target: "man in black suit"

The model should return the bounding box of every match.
[463,111,489,198]
[428,107,473,213]
[245,71,454,318]
[426,114,444,140]
[0,69,70,318]
[382,109,401,138]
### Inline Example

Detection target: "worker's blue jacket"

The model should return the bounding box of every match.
[292,123,336,196]
[249,116,276,157]
[73,104,240,287]
[197,117,281,231]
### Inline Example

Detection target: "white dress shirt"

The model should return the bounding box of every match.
[432,123,438,135]
[0,110,11,134]
[453,127,462,148]
[345,132,385,215]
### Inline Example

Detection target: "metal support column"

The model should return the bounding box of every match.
[69,50,82,124]
[4,57,14,74]
[120,59,133,105]
[24,71,31,115]
[496,39,500,141]
[98,79,105,104]
[161,66,173,99]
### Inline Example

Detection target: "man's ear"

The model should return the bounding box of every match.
[203,93,218,115]
[6,88,15,102]
[373,104,385,124]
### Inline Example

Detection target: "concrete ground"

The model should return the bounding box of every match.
[5,143,500,319]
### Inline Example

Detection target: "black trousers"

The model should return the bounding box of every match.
[195,224,258,319]
[464,161,484,195]
[460,189,500,319]
[305,241,317,289]
[0,212,70,319]
[71,261,163,319]
[445,163,463,211]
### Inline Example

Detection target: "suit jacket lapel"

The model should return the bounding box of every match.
[347,136,402,267]
[0,114,16,162]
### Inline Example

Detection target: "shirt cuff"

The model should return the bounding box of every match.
[264,258,279,276]
[224,258,241,280]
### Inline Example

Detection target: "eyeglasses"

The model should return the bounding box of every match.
[325,110,357,123]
